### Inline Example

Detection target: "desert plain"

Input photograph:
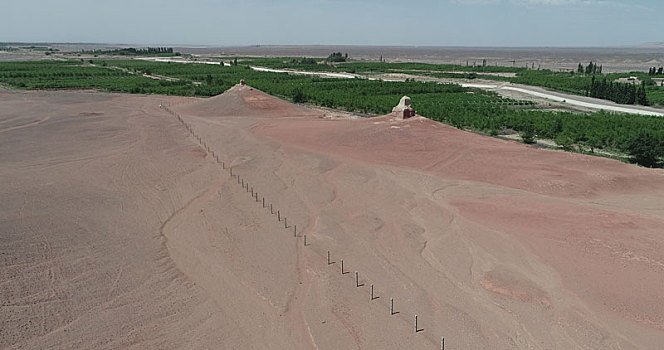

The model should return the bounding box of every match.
[2,84,664,349]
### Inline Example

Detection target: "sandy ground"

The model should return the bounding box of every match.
[2,85,664,349]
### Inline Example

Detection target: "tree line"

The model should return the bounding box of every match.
[588,76,649,105]
[80,47,176,56]
[648,67,664,76]
[327,52,348,62]
[578,61,603,75]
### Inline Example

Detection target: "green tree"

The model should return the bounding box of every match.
[585,130,603,153]
[554,132,575,150]
[637,84,648,106]
[627,131,663,167]
[292,88,307,103]
[327,52,346,62]
[520,124,536,144]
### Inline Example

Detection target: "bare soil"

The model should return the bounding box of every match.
[2,86,664,349]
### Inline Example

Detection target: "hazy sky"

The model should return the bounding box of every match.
[1,0,661,47]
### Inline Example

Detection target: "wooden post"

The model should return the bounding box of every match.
[284,217,287,228]
[327,250,331,265]
[415,315,418,333]
[294,225,297,237]
[270,204,273,214]
[341,260,344,274]
[303,235,307,246]
[355,272,359,287]
[262,197,265,208]
[390,298,394,315]
[441,337,445,350]
[371,284,374,300]
[277,211,280,221]
[251,187,253,196]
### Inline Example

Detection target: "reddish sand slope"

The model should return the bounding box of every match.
[2,86,664,349]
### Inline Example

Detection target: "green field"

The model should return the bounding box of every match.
[0,59,662,166]
[239,57,664,107]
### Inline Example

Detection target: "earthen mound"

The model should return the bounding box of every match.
[174,84,321,119]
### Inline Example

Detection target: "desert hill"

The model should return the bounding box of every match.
[2,86,663,349]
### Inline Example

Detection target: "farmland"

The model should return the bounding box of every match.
[240,57,664,106]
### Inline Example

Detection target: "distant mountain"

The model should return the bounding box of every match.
[637,42,664,48]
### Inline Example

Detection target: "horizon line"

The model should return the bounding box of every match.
[3,42,664,50]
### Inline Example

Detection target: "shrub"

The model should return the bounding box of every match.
[293,88,307,103]
[520,125,536,144]
[554,132,575,150]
